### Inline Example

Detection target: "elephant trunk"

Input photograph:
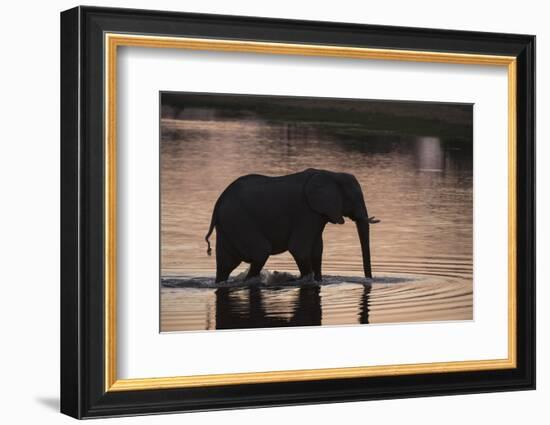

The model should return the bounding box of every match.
[355,218,373,279]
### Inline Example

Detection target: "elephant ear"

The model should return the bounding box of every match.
[305,172,345,224]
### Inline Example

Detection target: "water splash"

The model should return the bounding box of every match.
[161,269,415,289]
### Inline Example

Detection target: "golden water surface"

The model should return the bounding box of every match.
[160,117,473,331]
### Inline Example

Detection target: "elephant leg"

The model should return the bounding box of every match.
[246,256,268,281]
[215,232,241,283]
[289,223,323,280]
[216,261,240,283]
[312,235,323,281]
[289,247,313,279]
[293,256,313,279]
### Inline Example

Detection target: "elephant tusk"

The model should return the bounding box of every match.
[368,216,381,224]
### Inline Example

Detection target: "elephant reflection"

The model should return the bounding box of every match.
[215,285,321,329]
[359,284,372,324]
[214,284,372,329]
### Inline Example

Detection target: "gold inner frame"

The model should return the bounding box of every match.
[104,33,517,392]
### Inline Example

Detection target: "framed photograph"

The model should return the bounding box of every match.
[60,6,535,419]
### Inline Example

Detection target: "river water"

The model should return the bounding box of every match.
[160,117,472,332]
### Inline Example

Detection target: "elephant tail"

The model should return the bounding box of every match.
[205,209,216,256]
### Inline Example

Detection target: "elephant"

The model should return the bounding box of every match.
[204,168,379,283]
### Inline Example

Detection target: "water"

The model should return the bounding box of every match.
[160,117,472,332]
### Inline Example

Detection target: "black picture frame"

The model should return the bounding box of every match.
[61,5,535,419]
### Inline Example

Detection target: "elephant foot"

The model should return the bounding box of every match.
[297,272,315,284]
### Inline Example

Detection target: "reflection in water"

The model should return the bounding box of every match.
[160,276,473,332]
[360,284,372,325]
[160,115,473,332]
[416,137,444,172]
[215,285,322,329]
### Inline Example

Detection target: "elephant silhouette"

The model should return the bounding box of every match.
[205,168,379,283]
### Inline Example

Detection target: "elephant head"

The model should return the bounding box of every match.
[305,170,378,279]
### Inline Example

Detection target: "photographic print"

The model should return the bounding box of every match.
[61,8,535,417]
[160,92,473,332]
